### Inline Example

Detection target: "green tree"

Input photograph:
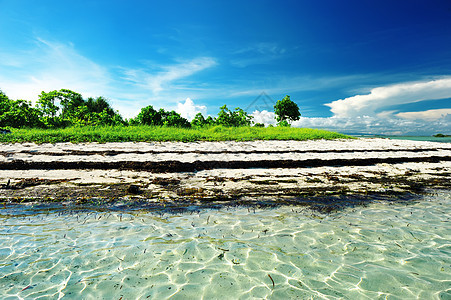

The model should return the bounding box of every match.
[216,105,234,126]
[277,120,291,127]
[70,106,124,127]
[58,89,84,119]
[274,95,301,124]
[134,105,163,125]
[163,111,191,128]
[0,91,42,128]
[133,106,190,127]
[81,96,124,126]
[215,105,253,127]
[0,90,11,116]
[191,112,207,127]
[36,89,124,127]
[233,107,253,127]
[191,112,215,127]
[36,89,81,127]
[86,96,115,116]
[36,90,60,119]
[205,116,216,126]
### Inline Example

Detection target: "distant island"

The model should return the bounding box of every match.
[433,134,451,137]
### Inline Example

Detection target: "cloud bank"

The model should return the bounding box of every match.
[325,78,451,118]
[251,111,450,135]
[396,108,451,121]
[251,78,451,135]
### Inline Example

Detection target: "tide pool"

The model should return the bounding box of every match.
[0,191,450,299]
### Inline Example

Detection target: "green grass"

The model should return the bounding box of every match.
[0,126,352,143]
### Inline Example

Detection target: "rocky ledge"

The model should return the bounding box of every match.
[1,139,450,211]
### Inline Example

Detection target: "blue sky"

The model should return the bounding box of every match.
[0,0,450,134]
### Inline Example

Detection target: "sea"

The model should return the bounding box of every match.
[351,135,451,143]
[0,190,450,299]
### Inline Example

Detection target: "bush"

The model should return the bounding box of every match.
[215,105,253,127]
[163,111,191,128]
[134,105,164,125]
[277,120,291,127]
[1,92,43,128]
[133,105,190,128]
[35,89,124,127]
[191,112,207,127]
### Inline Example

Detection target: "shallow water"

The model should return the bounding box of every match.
[353,135,451,143]
[1,192,450,299]
[385,136,451,143]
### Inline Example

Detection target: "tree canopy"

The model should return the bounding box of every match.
[1,89,124,128]
[1,91,42,128]
[132,105,190,128]
[215,105,253,127]
[274,95,301,124]
[1,88,302,130]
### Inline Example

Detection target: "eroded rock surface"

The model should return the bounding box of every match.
[1,139,450,209]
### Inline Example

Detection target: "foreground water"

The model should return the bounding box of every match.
[1,192,450,299]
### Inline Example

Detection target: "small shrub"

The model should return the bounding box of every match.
[277,120,291,127]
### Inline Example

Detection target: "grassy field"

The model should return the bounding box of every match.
[0,126,352,143]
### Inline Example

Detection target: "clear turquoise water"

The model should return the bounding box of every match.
[384,136,451,143]
[352,135,451,143]
[1,191,450,299]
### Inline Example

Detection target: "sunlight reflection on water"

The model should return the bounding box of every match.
[0,190,450,299]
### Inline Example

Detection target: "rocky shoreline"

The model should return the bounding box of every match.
[1,138,450,211]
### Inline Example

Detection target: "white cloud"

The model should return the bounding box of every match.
[0,38,217,119]
[251,107,451,135]
[231,42,287,67]
[325,77,451,118]
[0,38,110,103]
[286,115,450,135]
[251,110,276,125]
[233,42,286,55]
[122,57,217,94]
[396,108,451,121]
[1,36,449,135]
[176,98,207,121]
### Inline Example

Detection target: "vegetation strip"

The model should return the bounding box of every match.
[0,125,351,143]
[1,89,303,129]
[1,156,450,172]
[0,147,444,157]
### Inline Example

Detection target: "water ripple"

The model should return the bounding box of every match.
[0,191,449,299]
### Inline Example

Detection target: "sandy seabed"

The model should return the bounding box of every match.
[1,138,450,209]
